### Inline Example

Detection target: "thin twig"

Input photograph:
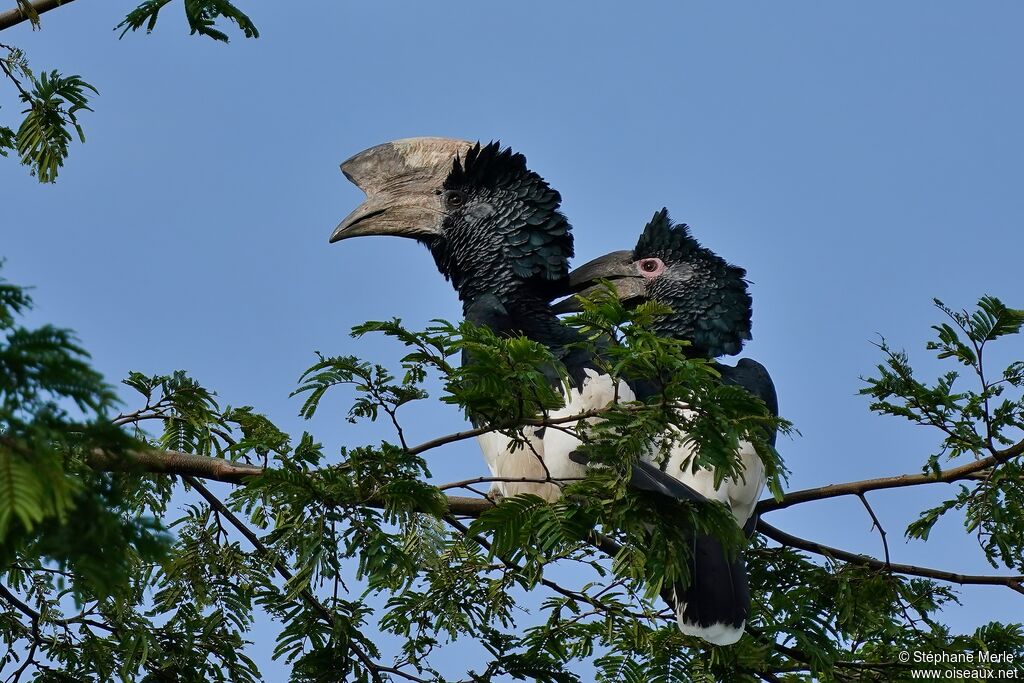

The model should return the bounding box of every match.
[437,475,584,491]
[758,521,1024,594]
[857,493,890,568]
[406,405,642,456]
[758,437,1024,514]
[441,515,661,625]
[184,476,390,683]
[0,41,31,100]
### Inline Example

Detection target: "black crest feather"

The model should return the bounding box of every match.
[446,141,530,191]
[634,208,701,261]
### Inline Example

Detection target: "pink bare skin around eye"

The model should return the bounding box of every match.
[636,258,665,279]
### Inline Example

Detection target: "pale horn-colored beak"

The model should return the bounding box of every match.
[330,137,475,243]
[551,250,647,314]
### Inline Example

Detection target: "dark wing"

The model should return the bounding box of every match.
[718,358,778,446]
[629,460,708,503]
[663,535,749,645]
[568,450,708,504]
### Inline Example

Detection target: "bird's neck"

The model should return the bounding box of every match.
[462,288,579,347]
[650,272,751,358]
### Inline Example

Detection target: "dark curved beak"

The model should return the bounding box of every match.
[551,250,647,314]
[330,192,440,243]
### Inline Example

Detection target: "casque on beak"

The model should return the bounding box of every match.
[551,250,647,314]
[330,137,475,243]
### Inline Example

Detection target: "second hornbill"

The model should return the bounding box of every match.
[556,208,779,527]
[330,137,757,645]
[556,210,780,645]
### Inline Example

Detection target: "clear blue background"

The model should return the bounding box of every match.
[3,1,1023,677]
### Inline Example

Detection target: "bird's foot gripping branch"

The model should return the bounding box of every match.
[3,265,1024,681]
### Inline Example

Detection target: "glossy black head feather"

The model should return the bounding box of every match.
[634,208,702,262]
[446,142,531,194]
[431,141,574,304]
[636,209,753,358]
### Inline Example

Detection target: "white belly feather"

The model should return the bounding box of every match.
[478,371,765,525]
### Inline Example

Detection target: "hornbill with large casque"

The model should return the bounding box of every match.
[330,137,763,645]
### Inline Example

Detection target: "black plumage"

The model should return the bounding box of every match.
[433,142,573,308]
[635,209,753,359]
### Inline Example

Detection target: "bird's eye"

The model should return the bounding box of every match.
[636,258,665,278]
[445,191,465,208]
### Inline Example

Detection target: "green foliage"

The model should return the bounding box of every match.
[0,125,15,156]
[2,44,97,182]
[14,1,41,28]
[3,279,1024,681]
[2,1,262,183]
[13,69,97,183]
[567,286,789,495]
[294,353,428,427]
[117,0,259,42]
[0,266,171,602]
[862,296,1024,570]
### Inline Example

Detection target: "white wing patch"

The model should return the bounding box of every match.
[477,370,765,527]
[476,429,563,501]
[653,419,765,525]
[476,369,764,647]
[477,368,633,502]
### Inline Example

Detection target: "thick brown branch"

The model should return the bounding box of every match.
[441,494,493,516]
[87,447,497,516]
[758,438,1024,514]
[0,0,77,32]
[758,521,1024,594]
[87,448,264,484]
[88,444,1024,589]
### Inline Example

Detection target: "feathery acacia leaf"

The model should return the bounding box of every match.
[3,274,1024,680]
[117,0,259,41]
[14,69,97,183]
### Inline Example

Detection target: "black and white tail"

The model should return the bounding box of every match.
[664,534,749,646]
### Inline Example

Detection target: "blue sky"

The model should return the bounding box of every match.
[3,0,1023,677]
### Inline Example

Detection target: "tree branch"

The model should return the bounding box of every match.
[0,42,31,100]
[87,448,264,483]
[0,582,38,621]
[758,438,1024,514]
[0,580,115,634]
[87,443,1024,592]
[86,446,498,516]
[857,493,890,568]
[441,514,661,625]
[757,521,1024,594]
[0,0,77,32]
[437,475,584,491]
